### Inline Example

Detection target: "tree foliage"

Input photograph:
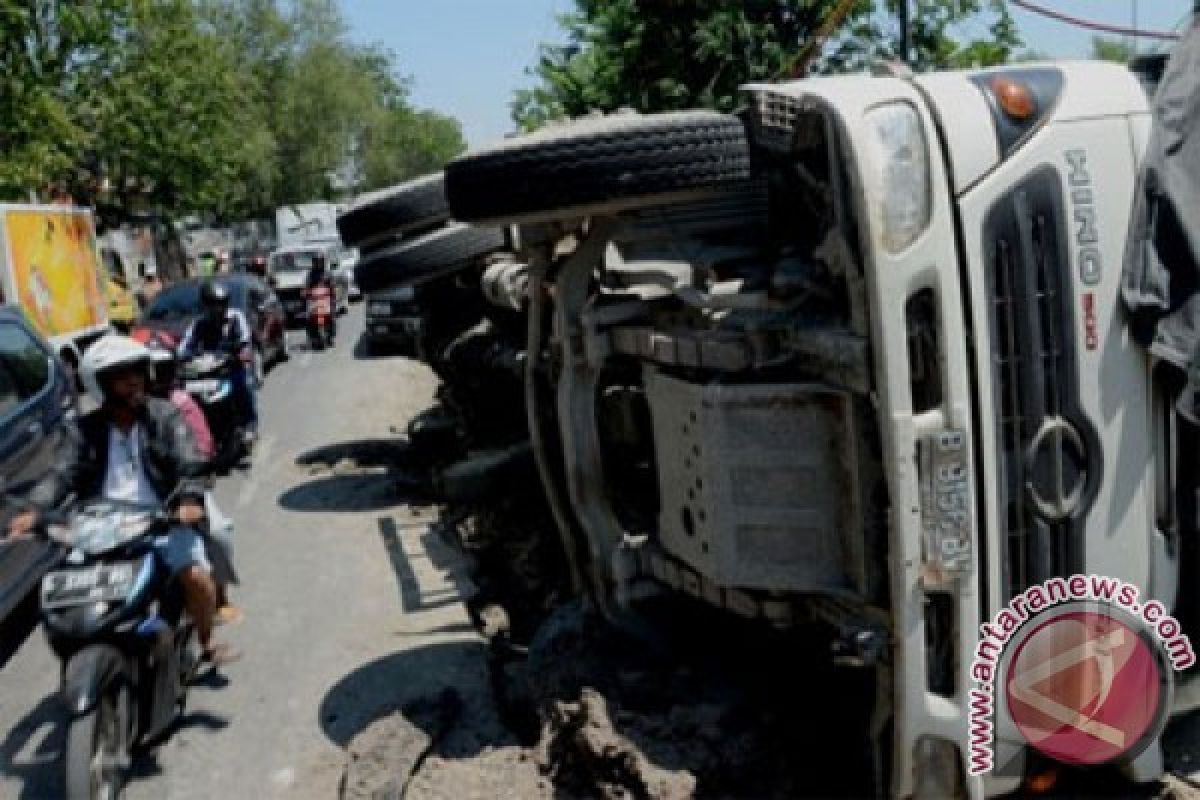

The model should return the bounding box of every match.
[1091,36,1134,64]
[513,0,1022,130]
[0,0,466,219]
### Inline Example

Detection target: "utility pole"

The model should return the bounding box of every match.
[1130,0,1138,58]
[898,0,911,63]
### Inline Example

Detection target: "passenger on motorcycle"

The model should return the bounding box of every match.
[146,337,244,626]
[4,334,240,664]
[178,281,259,445]
[145,334,214,460]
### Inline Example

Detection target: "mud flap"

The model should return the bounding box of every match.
[62,644,127,717]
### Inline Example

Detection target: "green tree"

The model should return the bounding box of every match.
[513,0,1022,130]
[0,0,135,197]
[0,0,466,216]
[1091,36,1134,64]
[201,0,465,207]
[92,0,266,217]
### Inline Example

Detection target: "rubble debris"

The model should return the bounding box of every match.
[341,689,462,800]
[535,688,698,800]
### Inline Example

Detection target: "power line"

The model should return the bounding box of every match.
[1009,0,1182,41]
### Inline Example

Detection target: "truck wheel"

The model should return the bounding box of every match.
[64,687,126,800]
[354,223,506,293]
[445,111,752,226]
[337,172,449,252]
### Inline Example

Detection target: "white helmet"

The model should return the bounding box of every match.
[80,334,152,405]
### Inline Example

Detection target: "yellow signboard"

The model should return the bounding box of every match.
[6,209,107,339]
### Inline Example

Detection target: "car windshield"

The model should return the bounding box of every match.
[144,281,245,320]
[271,251,320,272]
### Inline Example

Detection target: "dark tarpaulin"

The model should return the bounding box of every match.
[1123,19,1200,420]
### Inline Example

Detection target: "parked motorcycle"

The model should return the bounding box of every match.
[304,285,335,350]
[181,351,247,467]
[38,499,198,799]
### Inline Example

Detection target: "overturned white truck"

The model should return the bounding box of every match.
[432,57,1191,796]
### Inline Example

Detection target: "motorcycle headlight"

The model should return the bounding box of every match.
[210,380,233,403]
[866,102,931,254]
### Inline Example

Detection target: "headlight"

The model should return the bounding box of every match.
[867,102,931,253]
[210,380,233,403]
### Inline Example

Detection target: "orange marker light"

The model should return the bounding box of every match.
[992,77,1037,121]
[1025,768,1059,794]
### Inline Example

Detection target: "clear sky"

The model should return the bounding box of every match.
[343,1,1193,149]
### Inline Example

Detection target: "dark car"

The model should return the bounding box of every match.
[363,276,485,359]
[135,275,288,382]
[364,285,422,356]
[0,309,76,623]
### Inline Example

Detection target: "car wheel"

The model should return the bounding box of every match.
[354,223,506,294]
[337,172,449,253]
[444,111,751,226]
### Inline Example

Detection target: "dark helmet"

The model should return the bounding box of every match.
[200,281,230,315]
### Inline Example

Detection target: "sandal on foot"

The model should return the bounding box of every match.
[215,605,245,626]
[201,643,243,666]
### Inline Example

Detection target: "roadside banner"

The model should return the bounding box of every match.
[7,209,106,338]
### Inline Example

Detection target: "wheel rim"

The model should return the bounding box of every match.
[91,693,123,800]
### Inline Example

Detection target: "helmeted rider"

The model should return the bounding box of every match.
[3,334,239,664]
[178,281,259,445]
[304,254,336,342]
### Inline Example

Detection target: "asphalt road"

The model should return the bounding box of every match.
[0,308,497,799]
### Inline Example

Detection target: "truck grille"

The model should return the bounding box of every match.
[983,168,1085,599]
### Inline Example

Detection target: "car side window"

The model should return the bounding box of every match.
[0,323,49,402]
[0,361,17,418]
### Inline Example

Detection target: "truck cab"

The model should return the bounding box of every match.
[742,61,1161,796]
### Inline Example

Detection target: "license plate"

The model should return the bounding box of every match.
[373,325,390,335]
[41,563,136,609]
[368,303,391,315]
[919,430,972,585]
[186,379,219,394]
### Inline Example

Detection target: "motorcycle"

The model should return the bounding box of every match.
[180,351,247,467]
[38,499,198,800]
[304,284,335,350]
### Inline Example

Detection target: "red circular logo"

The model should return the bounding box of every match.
[1005,609,1166,766]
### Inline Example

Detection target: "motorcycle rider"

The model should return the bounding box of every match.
[4,335,239,664]
[178,281,259,445]
[305,254,336,343]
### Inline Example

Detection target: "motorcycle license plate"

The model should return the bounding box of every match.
[919,429,972,586]
[41,563,136,609]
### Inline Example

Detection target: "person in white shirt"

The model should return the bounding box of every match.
[5,335,240,664]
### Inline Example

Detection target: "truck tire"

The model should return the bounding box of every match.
[337,173,449,252]
[445,111,752,226]
[354,223,506,293]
